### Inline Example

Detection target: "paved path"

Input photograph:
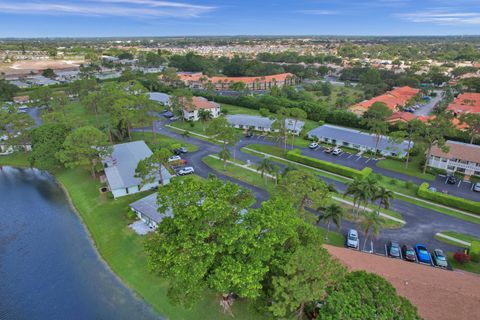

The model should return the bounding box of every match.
[414,90,443,116]
[148,120,480,256]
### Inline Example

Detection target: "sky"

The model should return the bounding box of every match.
[1,0,480,37]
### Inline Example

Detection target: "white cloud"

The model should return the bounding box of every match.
[0,0,215,17]
[400,11,480,25]
[298,10,337,15]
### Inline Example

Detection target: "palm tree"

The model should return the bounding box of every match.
[317,204,344,240]
[257,157,275,184]
[373,186,394,210]
[181,130,190,140]
[218,149,231,170]
[360,210,383,252]
[344,178,363,215]
[198,109,213,132]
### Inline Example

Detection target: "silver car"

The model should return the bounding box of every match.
[473,183,480,192]
[346,229,359,249]
[433,249,448,268]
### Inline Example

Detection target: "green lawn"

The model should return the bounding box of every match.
[55,167,264,320]
[376,156,435,181]
[447,252,480,274]
[0,152,30,167]
[220,103,261,116]
[434,231,480,247]
[131,132,198,152]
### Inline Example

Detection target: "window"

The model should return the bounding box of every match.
[457,168,466,173]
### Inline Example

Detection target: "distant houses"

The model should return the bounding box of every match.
[175,72,298,91]
[427,140,480,177]
[349,86,421,116]
[102,141,171,199]
[182,96,221,121]
[307,124,411,157]
[225,114,305,135]
[447,92,480,116]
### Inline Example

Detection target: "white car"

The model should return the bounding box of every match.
[346,229,359,249]
[168,155,181,162]
[178,167,194,175]
[309,142,319,149]
[332,148,342,155]
[473,183,480,192]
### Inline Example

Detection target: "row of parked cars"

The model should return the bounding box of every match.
[346,229,449,268]
[308,142,342,155]
[167,148,195,176]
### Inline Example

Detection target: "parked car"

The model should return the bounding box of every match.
[324,147,333,154]
[309,142,319,149]
[162,111,174,118]
[415,244,432,264]
[245,130,253,138]
[332,148,342,156]
[168,155,181,162]
[401,245,417,262]
[346,229,359,249]
[473,183,480,192]
[173,147,188,155]
[446,175,458,184]
[432,249,448,268]
[387,241,401,258]
[177,167,194,176]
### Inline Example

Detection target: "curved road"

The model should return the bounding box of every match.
[149,120,480,255]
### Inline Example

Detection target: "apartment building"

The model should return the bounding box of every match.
[428,140,480,177]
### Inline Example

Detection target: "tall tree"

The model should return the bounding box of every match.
[459,113,480,144]
[360,210,383,251]
[198,108,213,132]
[280,170,331,218]
[135,148,171,187]
[317,203,344,240]
[373,186,393,211]
[361,102,393,155]
[319,271,421,320]
[206,116,238,169]
[257,157,276,184]
[56,126,110,178]
[29,123,69,171]
[420,114,454,174]
[269,242,346,319]
[145,177,303,313]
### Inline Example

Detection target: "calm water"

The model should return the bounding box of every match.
[0,167,162,320]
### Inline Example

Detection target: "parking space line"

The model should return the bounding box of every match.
[347,153,354,159]
[365,158,371,164]
[355,156,362,161]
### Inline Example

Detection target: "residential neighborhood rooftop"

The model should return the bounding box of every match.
[225,114,305,132]
[129,193,173,225]
[447,92,480,115]
[103,140,170,190]
[430,140,480,164]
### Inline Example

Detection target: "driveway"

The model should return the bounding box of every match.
[150,122,480,258]
[414,90,443,116]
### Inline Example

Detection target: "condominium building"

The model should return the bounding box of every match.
[427,140,480,177]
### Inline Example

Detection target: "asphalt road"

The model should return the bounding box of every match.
[151,120,480,257]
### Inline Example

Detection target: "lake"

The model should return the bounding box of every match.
[0,166,162,320]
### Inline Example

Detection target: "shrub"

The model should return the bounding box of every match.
[389,178,397,185]
[417,183,480,214]
[405,181,416,190]
[286,150,371,180]
[470,241,480,263]
[453,252,471,264]
[127,210,137,220]
[425,167,447,176]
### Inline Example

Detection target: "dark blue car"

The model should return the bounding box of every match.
[415,244,432,264]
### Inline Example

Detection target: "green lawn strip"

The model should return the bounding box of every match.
[220,103,261,116]
[244,144,480,224]
[0,152,31,167]
[167,120,207,136]
[203,155,403,229]
[241,145,351,184]
[376,158,435,181]
[131,131,198,152]
[434,232,480,247]
[166,123,224,146]
[55,167,263,320]
[446,253,480,274]
[394,193,480,225]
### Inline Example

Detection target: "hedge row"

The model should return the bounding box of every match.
[286,149,372,179]
[418,182,480,214]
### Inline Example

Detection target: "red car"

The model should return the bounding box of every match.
[402,245,417,262]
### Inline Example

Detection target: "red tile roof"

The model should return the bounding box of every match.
[183,96,219,111]
[177,72,295,85]
[447,92,480,115]
[352,86,421,112]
